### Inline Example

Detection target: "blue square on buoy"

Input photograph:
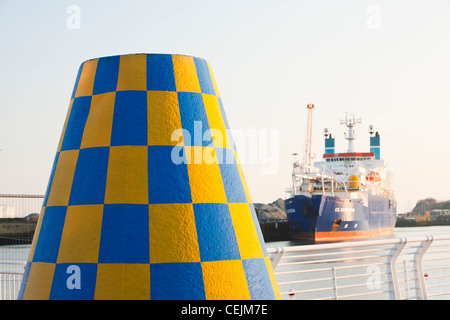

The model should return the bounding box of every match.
[98,204,150,263]
[93,56,120,95]
[193,57,216,96]
[217,148,247,203]
[111,90,148,146]
[69,147,110,205]
[242,258,276,300]
[178,92,211,147]
[61,96,91,151]
[193,203,240,262]
[150,262,205,300]
[148,145,192,204]
[147,54,176,92]
[49,263,97,300]
[70,64,83,100]
[32,206,67,263]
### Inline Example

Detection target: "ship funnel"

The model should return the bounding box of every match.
[18,54,280,300]
[370,127,381,160]
[324,128,335,154]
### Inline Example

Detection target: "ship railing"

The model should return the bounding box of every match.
[268,234,450,300]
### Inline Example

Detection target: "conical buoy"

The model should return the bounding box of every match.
[18,54,281,300]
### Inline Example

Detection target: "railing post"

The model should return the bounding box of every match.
[403,260,410,300]
[332,267,338,300]
[270,247,285,270]
[414,235,433,300]
[388,237,407,300]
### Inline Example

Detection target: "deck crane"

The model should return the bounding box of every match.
[304,103,315,173]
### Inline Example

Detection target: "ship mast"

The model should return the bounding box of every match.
[340,112,361,153]
[304,103,315,172]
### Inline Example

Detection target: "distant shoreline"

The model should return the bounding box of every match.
[396,215,450,228]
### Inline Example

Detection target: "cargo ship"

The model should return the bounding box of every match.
[285,105,397,242]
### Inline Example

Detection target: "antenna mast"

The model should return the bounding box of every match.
[304,103,315,172]
[340,112,361,153]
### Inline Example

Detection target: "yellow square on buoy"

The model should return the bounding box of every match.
[149,203,200,263]
[264,256,282,300]
[22,262,55,300]
[202,94,231,149]
[57,205,103,263]
[201,260,251,300]
[147,91,183,146]
[74,59,98,98]
[172,55,201,93]
[46,150,79,207]
[95,263,150,300]
[104,146,148,204]
[117,54,147,91]
[185,146,227,203]
[26,206,46,262]
[80,92,115,149]
[228,203,264,260]
[57,99,74,152]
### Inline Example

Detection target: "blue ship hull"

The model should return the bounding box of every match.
[285,194,397,242]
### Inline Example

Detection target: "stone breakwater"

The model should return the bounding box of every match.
[0,217,38,245]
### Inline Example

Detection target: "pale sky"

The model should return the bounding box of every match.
[1,0,450,213]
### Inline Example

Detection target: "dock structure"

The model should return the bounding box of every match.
[18,54,280,300]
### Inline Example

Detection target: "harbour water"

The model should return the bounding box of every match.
[265,225,450,248]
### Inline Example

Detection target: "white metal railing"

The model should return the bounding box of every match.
[1,272,23,300]
[0,260,26,300]
[0,194,44,218]
[268,235,450,300]
[0,193,43,300]
[2,235,450,300]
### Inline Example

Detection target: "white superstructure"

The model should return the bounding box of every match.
[286,108,394,206]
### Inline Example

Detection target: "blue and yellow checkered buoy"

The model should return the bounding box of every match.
[18,54,281,300]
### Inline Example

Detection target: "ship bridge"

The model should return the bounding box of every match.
[323,152,375,162]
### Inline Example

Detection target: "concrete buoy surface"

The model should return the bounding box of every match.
[18,53,281,300]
